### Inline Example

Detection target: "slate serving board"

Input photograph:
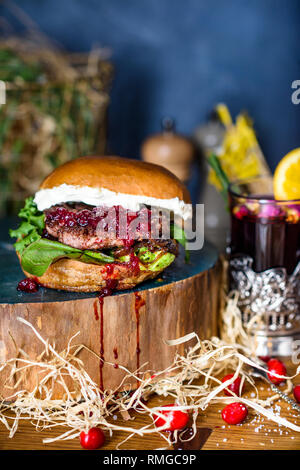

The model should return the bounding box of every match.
[0,241,219,304]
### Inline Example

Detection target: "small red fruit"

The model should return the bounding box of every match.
[17,278,39,293]
[154,404,189,431]
[221,374,243,396]
[293,385,300,403]
[267,358,287,385]
[221,402,248,425]
[79,427,105,450]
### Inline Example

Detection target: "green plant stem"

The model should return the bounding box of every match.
[207,153,230,202]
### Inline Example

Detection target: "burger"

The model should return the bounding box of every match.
[10,156,191,292]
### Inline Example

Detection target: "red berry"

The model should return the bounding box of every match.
[17,278,39,293]
[221,374,243,396]
[267,359,286,385]
[221,402,248,425]
[293,385,300,403]
[79,427,105,450]
[154,404,189,431]
[234,205,249,220]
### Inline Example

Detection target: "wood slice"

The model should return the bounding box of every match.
[0,243,221,399]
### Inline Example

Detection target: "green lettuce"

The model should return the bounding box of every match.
[21,238,114,277]
[136,247,175,271]
[135,246,158,264]
[118,247,175,272]
[171,224,190,262]
[9,196,45,254]
[10,197,114,276]
[143,252,175,271]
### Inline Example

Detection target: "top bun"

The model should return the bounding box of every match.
[40,156,191,203]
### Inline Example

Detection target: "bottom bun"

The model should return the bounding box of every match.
[21,258,164,292]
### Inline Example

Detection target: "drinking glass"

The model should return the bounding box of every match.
[228,176,300,355]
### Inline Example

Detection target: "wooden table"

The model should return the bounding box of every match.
[0,374,299,450]
[0,225,298,450]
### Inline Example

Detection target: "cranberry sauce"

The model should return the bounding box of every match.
[97,279,118,391]
[128,253,141,276]
[45,204,154,246]
[98,279,118,298]
[134,292,146,385]
[230,198,300,274]
[101,252,141,279]
[113,348,118,360]
[17,278,39,293]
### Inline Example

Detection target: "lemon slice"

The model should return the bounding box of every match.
[274,148,300,200]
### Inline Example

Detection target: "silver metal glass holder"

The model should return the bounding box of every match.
[230,255,300,356]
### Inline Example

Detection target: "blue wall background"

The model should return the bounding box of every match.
[1,0,300,170]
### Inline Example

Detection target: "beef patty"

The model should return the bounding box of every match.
[44,204,177,253]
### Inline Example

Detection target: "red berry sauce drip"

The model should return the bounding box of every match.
[17,278,39,293]
[106,252,140,278]
[104,263,115,277]
[96,279,118,392]
[129,253,141,276]
[93,300,99,321]
[113,347,118,368]
[134,292,145,387]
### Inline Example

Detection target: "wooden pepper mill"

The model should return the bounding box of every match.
[141,118,194,182]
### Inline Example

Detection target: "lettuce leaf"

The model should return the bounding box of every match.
[142,252,175,272]
[9,197,45,254]
[18,198,45,231]
[118,247,175,272]
[14,231,41,255]
[134,247,175,272]
[21,238,114,276]
[135,246,158,264]
[171,224,190,262]
[10,198,114,276]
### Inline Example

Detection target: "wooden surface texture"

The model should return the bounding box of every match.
[0,368,299,450]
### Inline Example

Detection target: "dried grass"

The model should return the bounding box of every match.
[0,292,299,447]
[0,33,113,215]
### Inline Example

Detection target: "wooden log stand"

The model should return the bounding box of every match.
[0,243,221,399]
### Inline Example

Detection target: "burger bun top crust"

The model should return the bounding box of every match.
[40,156,191,203]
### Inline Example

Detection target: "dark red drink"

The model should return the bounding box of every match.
[229,180,300,274]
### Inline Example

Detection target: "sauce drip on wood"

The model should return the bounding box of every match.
[93,300,99,320]
[113,348,118,359]
[96,279,118,391]
[113,348,119,368]
[134,292,145,386]
[98,297,105,391]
